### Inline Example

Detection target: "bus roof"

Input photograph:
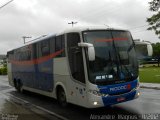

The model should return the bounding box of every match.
[7,26,129,53]
[63,26,128,33]
[29,26,128,43]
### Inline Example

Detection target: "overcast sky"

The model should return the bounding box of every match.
[0,0,159,54]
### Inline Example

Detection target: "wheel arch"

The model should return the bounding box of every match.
[55,82,67,101]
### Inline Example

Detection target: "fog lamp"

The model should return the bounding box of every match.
[93,102,98,105]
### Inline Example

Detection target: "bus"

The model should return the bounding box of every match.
[134,40,153,60]
[7,27,140,108]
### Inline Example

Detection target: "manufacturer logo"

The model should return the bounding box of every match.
[127,84,131,89]
[110,84,131,92]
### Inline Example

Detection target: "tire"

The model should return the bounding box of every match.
[14,80,23,93]
[57,88,68,107]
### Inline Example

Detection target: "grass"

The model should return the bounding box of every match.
[139,66,160,83]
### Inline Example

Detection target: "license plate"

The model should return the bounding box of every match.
[117,97,125,102]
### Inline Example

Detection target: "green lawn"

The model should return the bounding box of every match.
[139,67,160,83]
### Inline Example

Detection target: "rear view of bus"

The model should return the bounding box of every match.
[78,29,140,108]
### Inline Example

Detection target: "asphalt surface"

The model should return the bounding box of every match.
[0,75,160,120]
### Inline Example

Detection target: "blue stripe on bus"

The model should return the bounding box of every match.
[101,90,136,106]
[98,79,138,106]
[11,49,65,91]
[12,58,54,92]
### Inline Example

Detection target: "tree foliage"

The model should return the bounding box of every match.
[152,42,160,57]
[149,0,160,11]
[0,67,7,75]
[147,0,160,38]
[0,59,7,75]
[152,42,160,66]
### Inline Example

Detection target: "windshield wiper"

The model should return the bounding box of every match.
[115,47,133,79]
[127,42,135,52]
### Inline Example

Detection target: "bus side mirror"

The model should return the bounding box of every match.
[78,42,95,61]
[147,44,153,57]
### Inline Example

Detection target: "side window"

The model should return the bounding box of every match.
[7,51,14,63]
[50,37,55,53]
[32,43,37,59]
[36,42,41,58]
[67,33,85,83]
[55,35,65,57]
[14,50,21,61]
[61,35,65,57]
[55,36,62,54]
[41,39,50,56]
[26,50,31,60]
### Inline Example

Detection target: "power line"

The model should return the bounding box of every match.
[0,0,14,10]
[128,24,149,30]
[131,29,148,34]
[79,5,121,20]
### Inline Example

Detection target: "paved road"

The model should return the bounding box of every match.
[0,76,160,120]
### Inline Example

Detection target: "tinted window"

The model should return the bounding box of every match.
[67,33,85,83]
[13,46,32,61]
[7,51,14,62]
[32,43,37,59]
[83,30,138,85]
[55,36,62,52]
[41,40,50,56]
[50,37,55,53]
[55,35,65,57]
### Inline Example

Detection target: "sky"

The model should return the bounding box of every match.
[0,0,159,54]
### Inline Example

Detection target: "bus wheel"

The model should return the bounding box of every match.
[14,80,23,93]
[57,88,68,107]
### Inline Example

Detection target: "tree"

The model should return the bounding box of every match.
[0,58,7,75]
[147,0,160,38]
[149,0,160,11]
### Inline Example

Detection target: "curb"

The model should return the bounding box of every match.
[140,86,160,90]
[6,93,69,120]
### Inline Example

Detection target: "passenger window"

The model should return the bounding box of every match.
[55,35,65,57]
[50,37,55,53]
[55,36,61,52]
[41,40,50,56]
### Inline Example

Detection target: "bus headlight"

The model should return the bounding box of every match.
[88,90,108,97]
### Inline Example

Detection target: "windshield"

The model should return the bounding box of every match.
[83,30,138,85]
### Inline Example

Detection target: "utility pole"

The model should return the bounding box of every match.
[22,36,32,44]
[68,21,78,27]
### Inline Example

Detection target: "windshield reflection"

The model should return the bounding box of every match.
[83,30,138,85]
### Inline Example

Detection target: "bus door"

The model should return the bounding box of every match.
[67,33,87,105]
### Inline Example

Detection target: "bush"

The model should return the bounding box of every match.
[0,67,7,75]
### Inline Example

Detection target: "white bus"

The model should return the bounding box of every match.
[7,27,140,108]
[134,40,153,60]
